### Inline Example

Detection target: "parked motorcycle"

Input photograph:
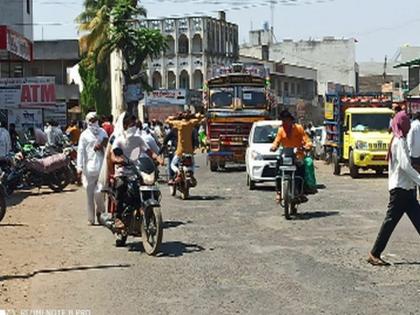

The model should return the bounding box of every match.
[276,148,307,220]
[0,170,7,222]
[169,154,196,200]
[101,156,163,255]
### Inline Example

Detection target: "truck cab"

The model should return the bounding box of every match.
[342,107,393,177]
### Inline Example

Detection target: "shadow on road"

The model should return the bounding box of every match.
[30,188,78,196]
[185,195,226,201]
[338,172,388,180]
[218,166,246,173]
[0,264,131,282]
[157,241,205,258]
[393,261,420,266]
[292,211,340,221]
[0,223,28,227]
[6,191,32,207]
[163,220,192,229]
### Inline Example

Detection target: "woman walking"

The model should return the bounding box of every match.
[368,111,420,266]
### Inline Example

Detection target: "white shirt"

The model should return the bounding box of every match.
[46,126,64,146]
[77,127,108,177]
[140,130,160,155]
[0,128,11,157]
[388,137,420,191]
[407,119,420,158]
[112,128,150,177]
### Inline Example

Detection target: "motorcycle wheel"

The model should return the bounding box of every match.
[141,207,163,256]
[0,192,6,222]
[48,170,69,192]
[170,184,176,196]
[115,234,127,247]
[282,180,291,220]
[181,187,189,200]
[291,202,297,216]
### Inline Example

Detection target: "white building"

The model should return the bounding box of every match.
[241,30,358,95]
[0,0,33,41]
[142,12,239,91]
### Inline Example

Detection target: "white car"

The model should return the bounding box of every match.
[246,120,282,190]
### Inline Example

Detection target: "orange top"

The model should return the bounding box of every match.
[271,124,312,159]
[166,116,204,156]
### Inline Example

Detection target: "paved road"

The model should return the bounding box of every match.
[1,154,420,314]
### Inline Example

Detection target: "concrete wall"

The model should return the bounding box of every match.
[241,37,357,95]
[0,0,33,40]
[33,40,80,60]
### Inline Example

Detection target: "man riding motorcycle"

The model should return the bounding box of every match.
[165,112,204,184]
[110,113,163,229]
[270,110,312,203]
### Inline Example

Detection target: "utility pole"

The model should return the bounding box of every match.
[270,0,275,44]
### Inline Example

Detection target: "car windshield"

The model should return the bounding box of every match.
[351,114,391,132]
[241,87,266,109]
[210,88,233,108]
[253,125,279,144]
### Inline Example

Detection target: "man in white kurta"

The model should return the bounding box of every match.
[77,112,108,225]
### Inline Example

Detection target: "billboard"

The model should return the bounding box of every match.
[145,89,187,106]
[0,77,56,109]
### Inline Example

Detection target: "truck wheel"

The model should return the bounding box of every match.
[332,152,341,176]
[376,169,384,175]
[247,175,255,190]
[349,151,359,179]
[210,161,218,172]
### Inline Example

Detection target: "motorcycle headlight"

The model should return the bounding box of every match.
[141,172,156,185]
[355,140,368,150]
[251,150,263,161]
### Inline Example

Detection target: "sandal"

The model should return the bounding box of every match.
[275,193,281,204]
[367,252,390,266]
[114,218,125,230]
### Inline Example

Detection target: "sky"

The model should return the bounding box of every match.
[33,0,420,62]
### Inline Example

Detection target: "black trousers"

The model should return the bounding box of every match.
[371,188,420,257]
[114,176,128,219]
[275,163,305,193]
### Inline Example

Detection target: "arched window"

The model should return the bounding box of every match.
[165,35,175,56]
[152,71,162,90]
[192,34,203,54]
[178,34,189,54]
[193,70,203,90]
[179,70,190,89]
[167,71,176,89]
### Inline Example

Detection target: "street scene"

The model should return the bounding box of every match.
[0,0,420,314]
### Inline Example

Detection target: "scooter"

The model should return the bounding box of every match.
[169,154,196,200]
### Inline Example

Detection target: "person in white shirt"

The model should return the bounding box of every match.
[45,121,64,146]
[0,122,11,158]
[368,111,420,266]
[407,112,420,166]
[110,113,163,229]
[77,112,108,225]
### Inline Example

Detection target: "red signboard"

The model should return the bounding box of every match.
[0,25,33,61]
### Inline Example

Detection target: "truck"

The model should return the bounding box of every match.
[324,94,394,178]
[203,64,273,171]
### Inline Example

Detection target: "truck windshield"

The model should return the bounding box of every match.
[241,87,266,109]
[351,114,391,132]
[210,88,233,108]
[253,125,279,144]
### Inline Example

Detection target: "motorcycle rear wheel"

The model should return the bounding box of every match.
[170,184,176,196]
[181,187,189,200]
[0,192,6,222]
[48,169,70,192]
[141,207,163,256]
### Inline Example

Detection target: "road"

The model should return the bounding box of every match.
[1,153,420,314]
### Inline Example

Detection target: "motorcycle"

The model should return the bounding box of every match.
[5,152,71,194]
[276,147,307,220]
[101,156,163,256]
[169,154,196,200]
[0,170,7,222]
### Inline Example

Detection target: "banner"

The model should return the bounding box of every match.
[8,108,43,132]
[44,102,67,127]
[0,77,56,109]
[324,101,334,120]
[145,89,186,106]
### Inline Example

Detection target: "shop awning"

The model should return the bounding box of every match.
[0,25,33,62]
[394,58,420,68]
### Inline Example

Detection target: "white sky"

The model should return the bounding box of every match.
[33,0,420,61]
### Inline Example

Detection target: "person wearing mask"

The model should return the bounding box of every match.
[166,112,205,184]
[8,123,19,152]
[110,113,163,229]
[0,121,11,158]
[137,122,160,156]
[368,111,420,266]
[77,112,108,225]
[28,126,48,146]
[46,121,64,146]
[270,110,312,203]
[66,120,81,145]
[101,115,114,137]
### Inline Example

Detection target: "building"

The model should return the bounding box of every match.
[241,30,358,95]
[0,0,33,41]
[239,55,320,123]
[142,11,239,91]
[359,74,404,100]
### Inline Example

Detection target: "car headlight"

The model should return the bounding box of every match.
[251,150,263,161]
[355,140,368,150]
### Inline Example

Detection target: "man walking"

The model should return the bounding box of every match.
[77,112,108,225]
[368,111,420,265]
